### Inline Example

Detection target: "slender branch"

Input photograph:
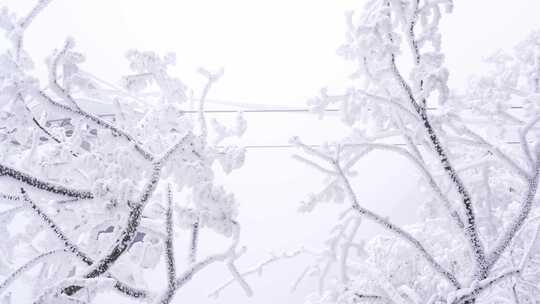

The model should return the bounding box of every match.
[334,161,461,288]
[0,206,23,219]
[447,119,529,181]
[0,163,93,199]
[519,223,540,270]
[34,277,116,304]
[486,150,540,272]
[73,134,192,284]
[348,143,465,229]
[294,138,465,230]
[208,250,302,299]
[48,39,82,110]
[512,283,521,304]
[226,260,253,297]
[165,184,176,290]
[0,193,21,202]
[156,223,240,304]
[19,0,54,29]
[0,249,62,296]
[19,188,148,298]
[390,52,487,277]
[340,218,361,283]
[14,0,54,60]
[354,89,419,122]
[482,165,498,240]
[82,165,160,279]
[292,154,337,176]
[189,220,199,264]
[520,116,540,169]
[157,255,224,304]
[20,188,93,264]
[38,91,155,161]
[450,269,520,304]
[17,93,80,157]
[197,70,215,142]
[354,293,389,302]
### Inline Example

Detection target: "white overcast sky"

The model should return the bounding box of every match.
[1,0,540,303]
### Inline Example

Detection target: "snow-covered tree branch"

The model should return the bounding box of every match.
[293,0,540,303]
[0,1,248,303]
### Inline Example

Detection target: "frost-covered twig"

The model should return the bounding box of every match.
[340,217,361,283]
[13,0,54,60]
[447,119,529,181]
[38,91,155,161]
[34,277,116,304]
[449,269,520,304]
[20,188,93,264]
[292,154,337,176]
[20,188,149,298]
[197,68,223,142]
[48,38,82,110]
[293,140,462,287]
[156,223,240,304]
[165,184,176,291]
[18,0,54,29]
[291,137,335,164]
[348,143,465,230]
[226,260,253,297]
[0,164,93,199]
[189,220,199,264]
[209,249,303,298]
[0,193,20,202]
[381,2,488,273]
[0,249,62,296]
[157,255,225,304]
[354,293,389,302]
[334,161,461,288]
[0,206,23,219]
[390,48,487,278]
[519,223,540,270]
[520,116,540,170]
[487,149,540,272]
[296,139,464,230]
[354,89,418,121]
[157,133,194,163]
[82,170,160,279]
[17,93,80,157]
[73,135,192,287]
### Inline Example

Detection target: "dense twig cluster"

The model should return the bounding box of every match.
[292,0,540,303]
[0,1,248,303]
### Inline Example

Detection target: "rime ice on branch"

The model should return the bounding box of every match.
[293,0,540,303]
[0,0,247,302]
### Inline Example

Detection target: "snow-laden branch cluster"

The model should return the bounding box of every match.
[0,1,249,303]
[293,0,540,303]
[1,0,540,303]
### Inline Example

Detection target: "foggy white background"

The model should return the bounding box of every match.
[1,0,540,303]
